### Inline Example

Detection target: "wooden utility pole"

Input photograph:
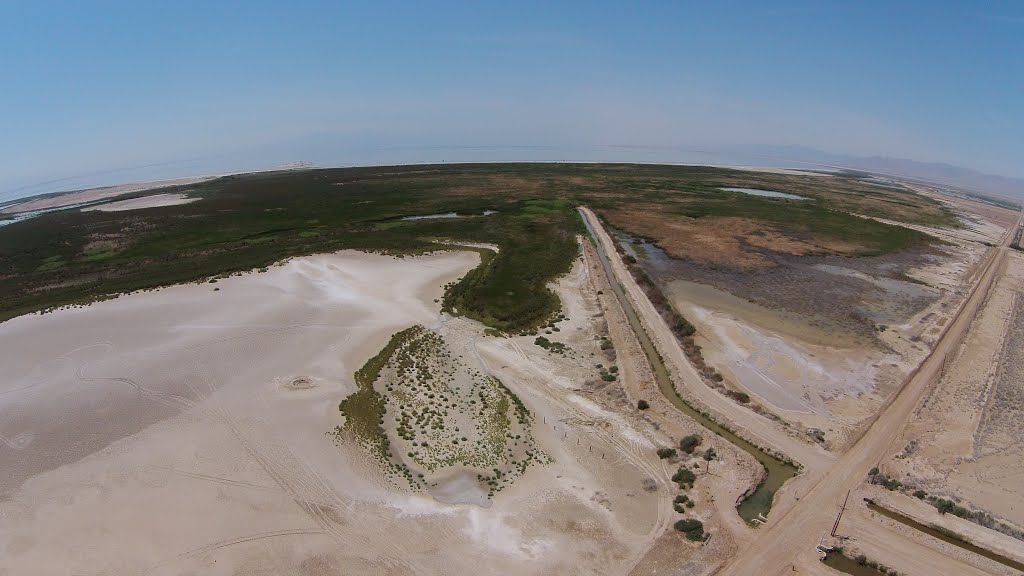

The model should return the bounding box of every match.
[831,490,850,537]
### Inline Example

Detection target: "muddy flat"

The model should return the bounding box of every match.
[0,251,480,574]
[0,248,673,575]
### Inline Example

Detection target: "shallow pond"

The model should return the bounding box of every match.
[719,187,808,200]
[401,210,497,221]
[429,469,492,508]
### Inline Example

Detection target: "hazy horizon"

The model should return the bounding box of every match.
[0,144,838,204]
[3,1,1022,199]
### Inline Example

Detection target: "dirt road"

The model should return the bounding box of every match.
[581,205,1023,574]
[714,210,1022,575]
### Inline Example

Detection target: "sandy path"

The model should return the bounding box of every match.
[81,192,198,211]
[716,209,1022,575]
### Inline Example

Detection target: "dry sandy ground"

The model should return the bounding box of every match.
[663,202,1005,450]
[716,204,1016,576]
[582,203,1024,574]
[848,486,1024,575]
[1,177,213,214]
[477,237,772,575]
[882,248,1024,530]
[0,247,684,576]
[574,239,769,574]
[81,193,198,212]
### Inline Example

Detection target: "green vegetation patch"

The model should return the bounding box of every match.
[341,324,546,495]
[82,248,117,262]
[0,163,953,325]
[336,326,422,484]
[36,255,65,272]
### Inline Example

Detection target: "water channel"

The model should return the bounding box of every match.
[578,208,798,524]
[821,552,890,576]
[865,501,1024,572]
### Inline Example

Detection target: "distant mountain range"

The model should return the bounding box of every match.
[721,145,1024,202]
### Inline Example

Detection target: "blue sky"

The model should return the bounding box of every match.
[1,1,1022,198]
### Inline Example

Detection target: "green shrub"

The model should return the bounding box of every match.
[657,447,676,459]
[673,518,705,540]
[726,390,750,403]
[672,467,696,489]
[679,434,701,454]
[674,318,696,338]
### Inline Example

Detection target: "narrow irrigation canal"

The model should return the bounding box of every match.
[865,501,1024,572]
[580,208,797,524]
[821,552,891,576]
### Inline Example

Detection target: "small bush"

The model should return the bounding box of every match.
[637,399,650,410]
[726,390,750,403]
[673,518,705,540]
[657,447,676,459]
[913,490,927,499]
[679,434,701,454]
[672,467,696,489]
[674,317,696,338]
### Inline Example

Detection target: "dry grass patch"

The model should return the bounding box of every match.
[603,208,865,270]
